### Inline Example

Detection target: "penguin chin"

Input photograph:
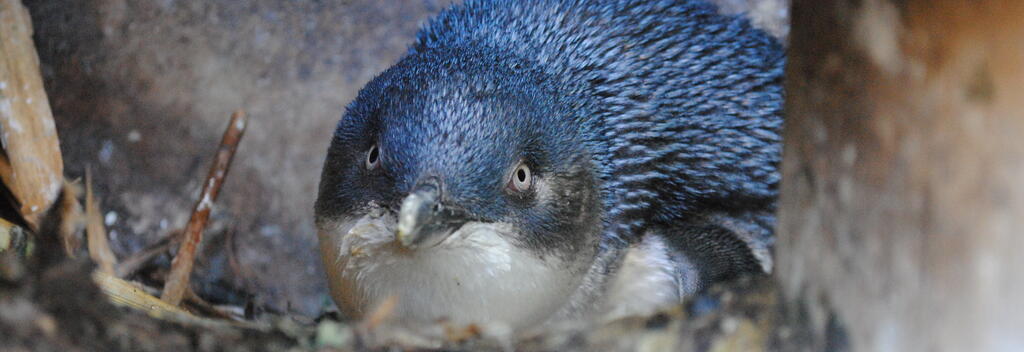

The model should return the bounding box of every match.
[317,209,587,330]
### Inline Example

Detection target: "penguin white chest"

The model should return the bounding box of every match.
[319,214,583,330]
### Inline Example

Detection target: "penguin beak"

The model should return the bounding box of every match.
[395,179,472,249]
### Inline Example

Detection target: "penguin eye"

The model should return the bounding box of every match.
[365,144,380,170]
[508,162,532,192]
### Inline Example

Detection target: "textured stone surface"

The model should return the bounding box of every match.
[779,0,1024,350]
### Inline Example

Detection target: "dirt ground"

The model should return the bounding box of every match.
[2,252,804,351]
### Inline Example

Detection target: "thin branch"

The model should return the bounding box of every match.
[86,168,117,274]
[115,230,176,278]
[161,110,246,305]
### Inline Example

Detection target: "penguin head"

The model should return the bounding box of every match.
[315,47,603,268]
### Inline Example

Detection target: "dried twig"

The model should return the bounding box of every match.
[114,231,175,278]
[186,287,242,321]
[161,110,246,305]
[57,179,85,256]
[0,0,65,230]
[93,270,269,331]
[86,168,117,274]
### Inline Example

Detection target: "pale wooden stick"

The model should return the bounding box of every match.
[161,110,246,305]
[0,0,65,230]
[85,168,117,274]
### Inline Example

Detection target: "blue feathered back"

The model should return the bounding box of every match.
[413,0,784,248]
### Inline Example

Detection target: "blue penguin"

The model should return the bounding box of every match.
[314,0,783,330]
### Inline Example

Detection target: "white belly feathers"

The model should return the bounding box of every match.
[318,210,583,330]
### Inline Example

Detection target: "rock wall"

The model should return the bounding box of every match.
[779,0,1024,350]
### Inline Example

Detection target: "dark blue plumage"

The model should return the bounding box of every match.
[315,0,783,327]
[417,0,783,248]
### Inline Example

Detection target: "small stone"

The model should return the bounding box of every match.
[315,320,353,348]
[105,211,118,226]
